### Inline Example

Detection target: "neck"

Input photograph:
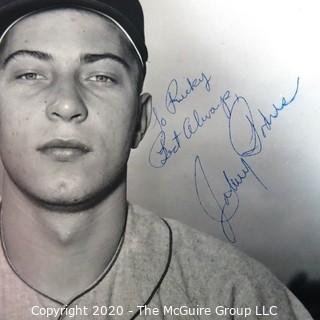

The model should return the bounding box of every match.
[0,174,128,303]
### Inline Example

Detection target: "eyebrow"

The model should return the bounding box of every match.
[2,50,130,71]
[2,50,53,67]
[80,53,130,70]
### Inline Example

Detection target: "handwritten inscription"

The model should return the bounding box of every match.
[166,72,212,114]
[149,74,300,241]
[194,155,268,242]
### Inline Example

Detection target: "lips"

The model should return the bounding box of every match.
[37,139,92,162]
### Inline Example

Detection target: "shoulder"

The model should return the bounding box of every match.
[129,203,274,287]
[129,204,312,319]
[129,203,276,282]
[163,215,277,292]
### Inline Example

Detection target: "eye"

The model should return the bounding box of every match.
[16,72,47,81]
[87,74,116,84]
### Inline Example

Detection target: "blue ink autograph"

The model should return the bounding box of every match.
[227,78,300,157]
[193,77,300,242]
[148,73,300,242]
[165,72,212,114]
[149,72,220,168]
[148,107,183,168]
[149,103,221,168]
[149,77,300,169]
[194,155,267,243]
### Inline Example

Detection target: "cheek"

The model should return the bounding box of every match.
[0,91,46,129]
[0,110,29,139]
[111,111,137,152]
[0,126,26,166]
[96,99,138,148]
[0,102,37,163]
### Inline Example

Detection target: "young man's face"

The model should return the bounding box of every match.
[0,9,149,207]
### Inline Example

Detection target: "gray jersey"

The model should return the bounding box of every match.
[0,204,313,319]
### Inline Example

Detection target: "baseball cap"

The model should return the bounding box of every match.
[0,0,148,69]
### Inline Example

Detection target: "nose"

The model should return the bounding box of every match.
[46,81,88,123]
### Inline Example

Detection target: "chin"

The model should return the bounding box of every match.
[17,176,97,211]
[31,175,123,212]
[34,190,101,212]
[5,163,126,211]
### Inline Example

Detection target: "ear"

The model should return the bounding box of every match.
[132,93,152,149]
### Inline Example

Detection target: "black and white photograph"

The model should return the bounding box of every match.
[0,0,318,319]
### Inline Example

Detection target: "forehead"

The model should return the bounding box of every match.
[1,8,134,61]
